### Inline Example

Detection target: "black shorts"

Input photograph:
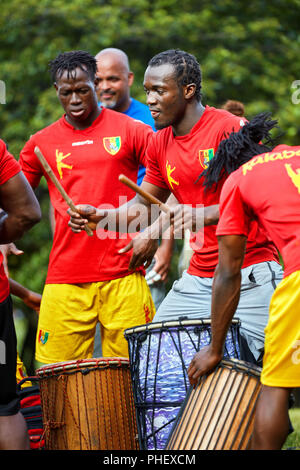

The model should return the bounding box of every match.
[0,295,20,416]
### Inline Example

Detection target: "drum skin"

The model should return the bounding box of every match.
[36,358,139,450]
[166,359,262,450]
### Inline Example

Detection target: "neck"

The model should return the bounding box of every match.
[66,106,101,130]
[172,102,205,136]
[116,96,132,113]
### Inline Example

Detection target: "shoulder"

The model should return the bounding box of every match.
[221,168,243,200]
[103,107,141,126]
[204,106,246,130]
[29,117,64,142]
[0,139,6,156]
[126,98,156,130]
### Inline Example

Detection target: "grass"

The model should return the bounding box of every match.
[282,408,300,450]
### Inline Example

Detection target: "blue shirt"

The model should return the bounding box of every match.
[123,98,156,185]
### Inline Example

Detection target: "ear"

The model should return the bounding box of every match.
[94,76,100,89]
[54,83,58,94]
[184,83,196,100]
[128,71,134,87]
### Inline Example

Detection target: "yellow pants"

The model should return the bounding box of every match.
[35,273,155,364]
[261,270,300,388]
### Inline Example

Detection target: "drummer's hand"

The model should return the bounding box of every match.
[172,204,199,238]
[22,289,42,313]
[67,205,104,232]
[187,345,222,387]
[0,243,24,276]
[119,235,158,271]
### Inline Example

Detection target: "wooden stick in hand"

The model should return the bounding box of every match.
[119,174,170,214]
[34,146,93,237]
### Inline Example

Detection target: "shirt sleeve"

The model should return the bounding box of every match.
[143,134,169,189]
[0,139,21,185]
[216,172,252,237]
[19,136,44,188]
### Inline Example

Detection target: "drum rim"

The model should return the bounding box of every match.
[220,358,262,376]
[36,356,130,375]
[124,318,240,335]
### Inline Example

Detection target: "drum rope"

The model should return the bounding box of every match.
[132,337,149,449]
[61,375,90,449]
[118,370,128,449]
[106,369,114,449]
[98,367,108,449]
[81,372,93,449]
[93,366,101,448]
[39,379,66,449]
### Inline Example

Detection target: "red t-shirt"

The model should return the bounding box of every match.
[144,105,278,277]
[19,108,153,283]
[217,145,300,278]
[0,139,22,302]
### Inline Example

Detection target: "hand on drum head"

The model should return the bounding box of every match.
[187,345,223,387]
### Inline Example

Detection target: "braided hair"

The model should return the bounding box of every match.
[148,49,202,101]
[49,50,97,82]
[197,112,279,190]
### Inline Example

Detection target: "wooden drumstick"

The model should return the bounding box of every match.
[34,146,93,237]
[119,174,170,214]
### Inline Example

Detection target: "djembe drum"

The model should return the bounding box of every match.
[124,318,240,450]
[166,359,262,450]
[36,357,138,450]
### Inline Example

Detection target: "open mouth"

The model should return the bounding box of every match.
[70,109,85,117]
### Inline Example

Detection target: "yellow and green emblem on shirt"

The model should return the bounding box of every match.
[103,137,122,155]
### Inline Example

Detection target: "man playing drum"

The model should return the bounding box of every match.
[19,50,155,365]
[68,49,283,366]
[188,120,300,449]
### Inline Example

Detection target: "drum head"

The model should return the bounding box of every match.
[36,357,130,377]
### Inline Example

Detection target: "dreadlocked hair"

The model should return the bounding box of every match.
[197,112,279,191]
[148,49,202,101]
[49,50,97,82]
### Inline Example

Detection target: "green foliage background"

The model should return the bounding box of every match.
[1,0,300,372]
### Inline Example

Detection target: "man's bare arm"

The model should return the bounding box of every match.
[0,172,41,243]
[68,181,171,233]
[188,234,247,384]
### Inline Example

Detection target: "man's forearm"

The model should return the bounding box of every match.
[210,266,242,356]
[204,204,219,226]
[96,195,155,233]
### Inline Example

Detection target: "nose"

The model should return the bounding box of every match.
[99,79,110,90]
[70,92,82,105]
[146,91,157,106]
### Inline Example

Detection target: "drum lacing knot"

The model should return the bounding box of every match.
[40,420,65,448]
[45,420,65,429]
